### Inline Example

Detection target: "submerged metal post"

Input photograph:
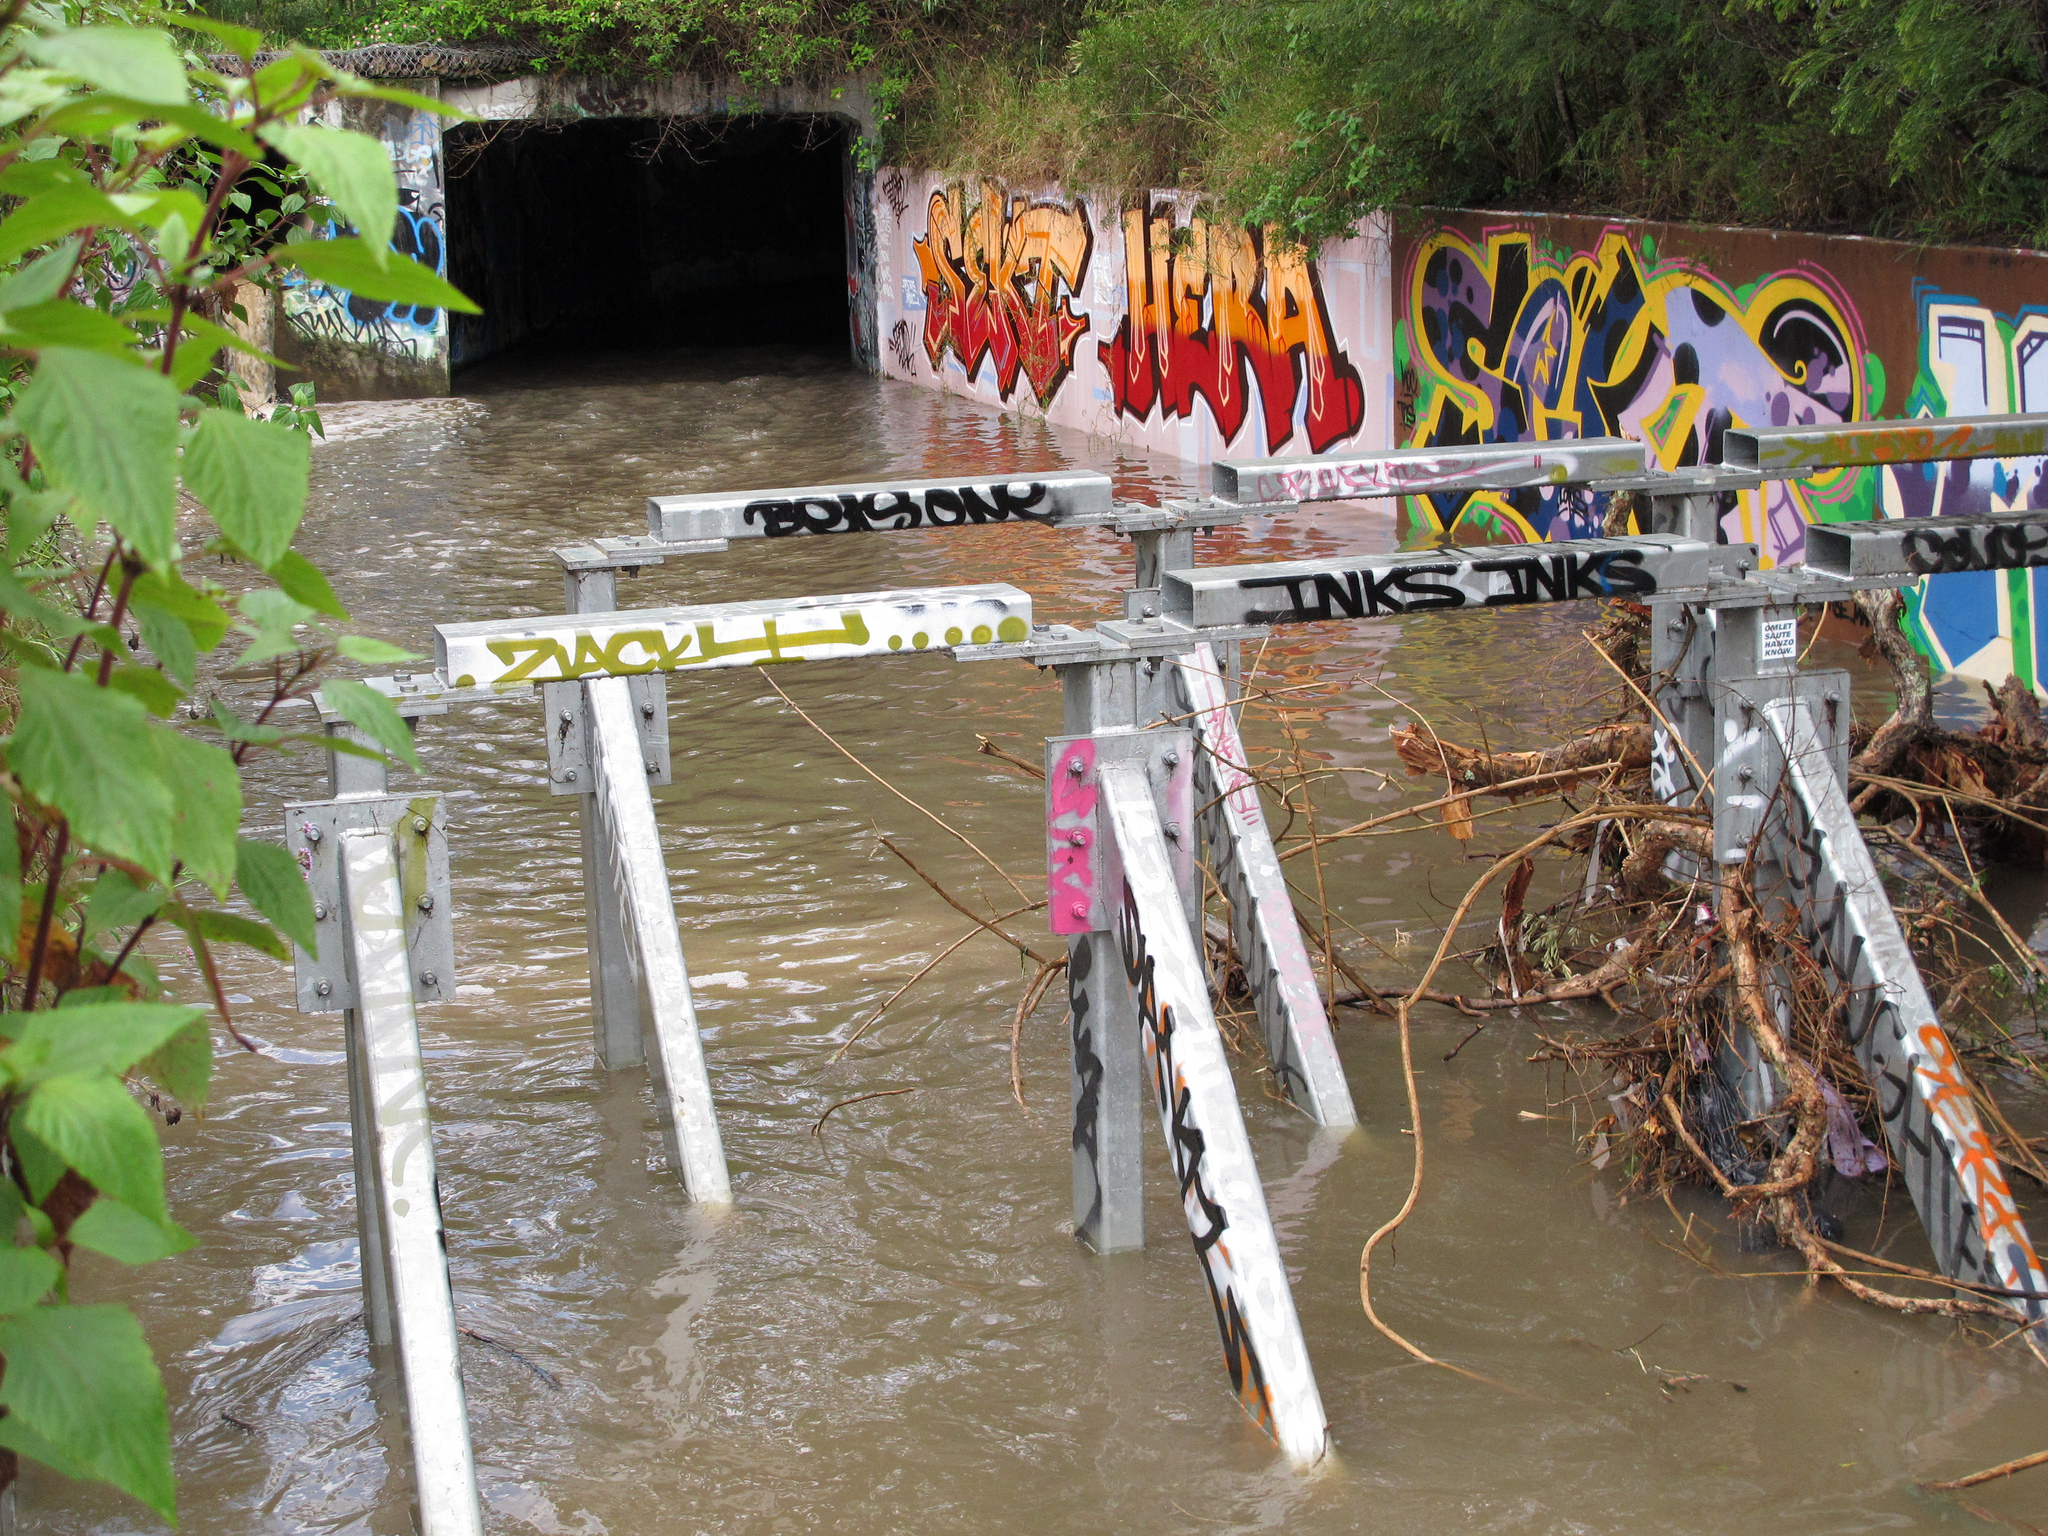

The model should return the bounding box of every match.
[562,563,645,1068]
[288,790,480,1536]
[1049,660,1151,1254]
[1172,644,1356,1126]
[582,676,731,1203]
[1096,759,1328,1463]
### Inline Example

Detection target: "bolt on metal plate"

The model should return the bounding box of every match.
[284,792,455,1012]
[543,676,670,796]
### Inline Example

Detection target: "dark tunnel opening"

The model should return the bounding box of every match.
[444,115,854,370]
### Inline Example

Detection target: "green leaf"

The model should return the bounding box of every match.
[235,586,313,666]
[267,549,346,618]
[319,679,420,771]
[208,701,281,747]
[105,663,180,718]
[27,26,189,107]
[336,634,419,664]
[19,1073,165,1221]
[39,97,266,161]
[9,1124,64,1203]
[285,237,480,313]
[183,906,286,962]
[182,409,309,568]
[0,68,75,131]
[129,570,230,648]
[345,82,477,120]
[15,349,181,569]
[0,1003,202,1084]
[153,730,241,897]
[258,124,397,259]
[0,1303,174,1518]
[0,301,137,353]
[236,837,316,952]
[0,1247,60,1313]
[9,667,175,883]
[82,869,165,944]
[0,240,84,312]
[136,1012,209,1108]
[0,185,139,267]
[66,1200,193,1265]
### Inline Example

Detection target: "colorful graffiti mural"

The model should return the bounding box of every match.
[912,181,1094,406]
[1099,203,1367,454]
[282,104,448,366]
[1398,226,1870,564]
[1890,285,2048,691]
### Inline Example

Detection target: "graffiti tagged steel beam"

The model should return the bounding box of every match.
[1805,508,2048,581]
[647,472,1115,542]
[1097,758,1329,1464]
[1723,412,2048,475]
[1210,438,1647,506]
[1160,535,1711,628]
[434,584,1033,688]
[1767,696,2048,1342]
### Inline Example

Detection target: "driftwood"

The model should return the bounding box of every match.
[1391,720,1651,792]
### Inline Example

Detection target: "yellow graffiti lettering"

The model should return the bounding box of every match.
[486,636,573,683]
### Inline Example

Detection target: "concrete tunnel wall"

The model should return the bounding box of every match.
[274,70,882,399]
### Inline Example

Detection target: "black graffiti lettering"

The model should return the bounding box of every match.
[924,488,967,526]
[1581,548,1656,597]
[1904,519,2048,576]
[1240,573,1322,622]
[991,482,1055,520]
[742,498,802,536]
[1069,938,1103,1237]
[1390,566,1464,610]
[1114,883,1271,1417]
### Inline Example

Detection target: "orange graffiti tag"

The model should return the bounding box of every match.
[913,181,1094,406]
[1912,1024,2042,1265]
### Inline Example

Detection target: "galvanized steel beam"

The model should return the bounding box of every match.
[1767,697,2048,1341]
[333,807,483,1536]
[434,584,1033,688]
[585,676,732,1204]
[1724,413,2048,475]
[1161,535,1711,629]
[1805,508,2048,582]
[1210,437,1646,506]
[1172,646,1355,1127]
[1098,761,1329,1464]
[647,471,1115,542]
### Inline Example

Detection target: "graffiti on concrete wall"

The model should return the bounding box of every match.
[1100,202,1366,454]
[1893,285,2048,693]
[913,181,1095,406]
[845,160,881,374]
[283,105,447,362]
[1399,227,1869,565]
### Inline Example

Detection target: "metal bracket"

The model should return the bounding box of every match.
[285,793,454,1012]
[1711,669,1851,866]
[1045,728,1194,935]
[542,677,671,796]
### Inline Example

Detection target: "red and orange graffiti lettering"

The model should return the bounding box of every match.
[913,182,1094,406]
[1099,202,1365,453]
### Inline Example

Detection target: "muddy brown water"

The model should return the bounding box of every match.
[29,347,2048,1534]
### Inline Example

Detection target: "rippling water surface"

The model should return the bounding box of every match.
[28,346,2048,1534]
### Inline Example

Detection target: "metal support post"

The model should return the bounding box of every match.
[563,563,647,1068]
[580,676,731,1203]
[1049,658,1154,1254]
[287,793,481,1536]
[1172,645,1356,1126]
[1096,759,1328,1464]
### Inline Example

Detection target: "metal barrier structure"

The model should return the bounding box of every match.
[265,410,2048,1505]
[1175,416,2048,1340]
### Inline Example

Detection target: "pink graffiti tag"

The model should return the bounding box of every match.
[1048,740,1099,935]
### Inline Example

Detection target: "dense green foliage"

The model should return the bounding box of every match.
[0,0,475,1517]
[205,0,2048,247]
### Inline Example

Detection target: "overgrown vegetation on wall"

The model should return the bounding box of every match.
[207,0,2048,249]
